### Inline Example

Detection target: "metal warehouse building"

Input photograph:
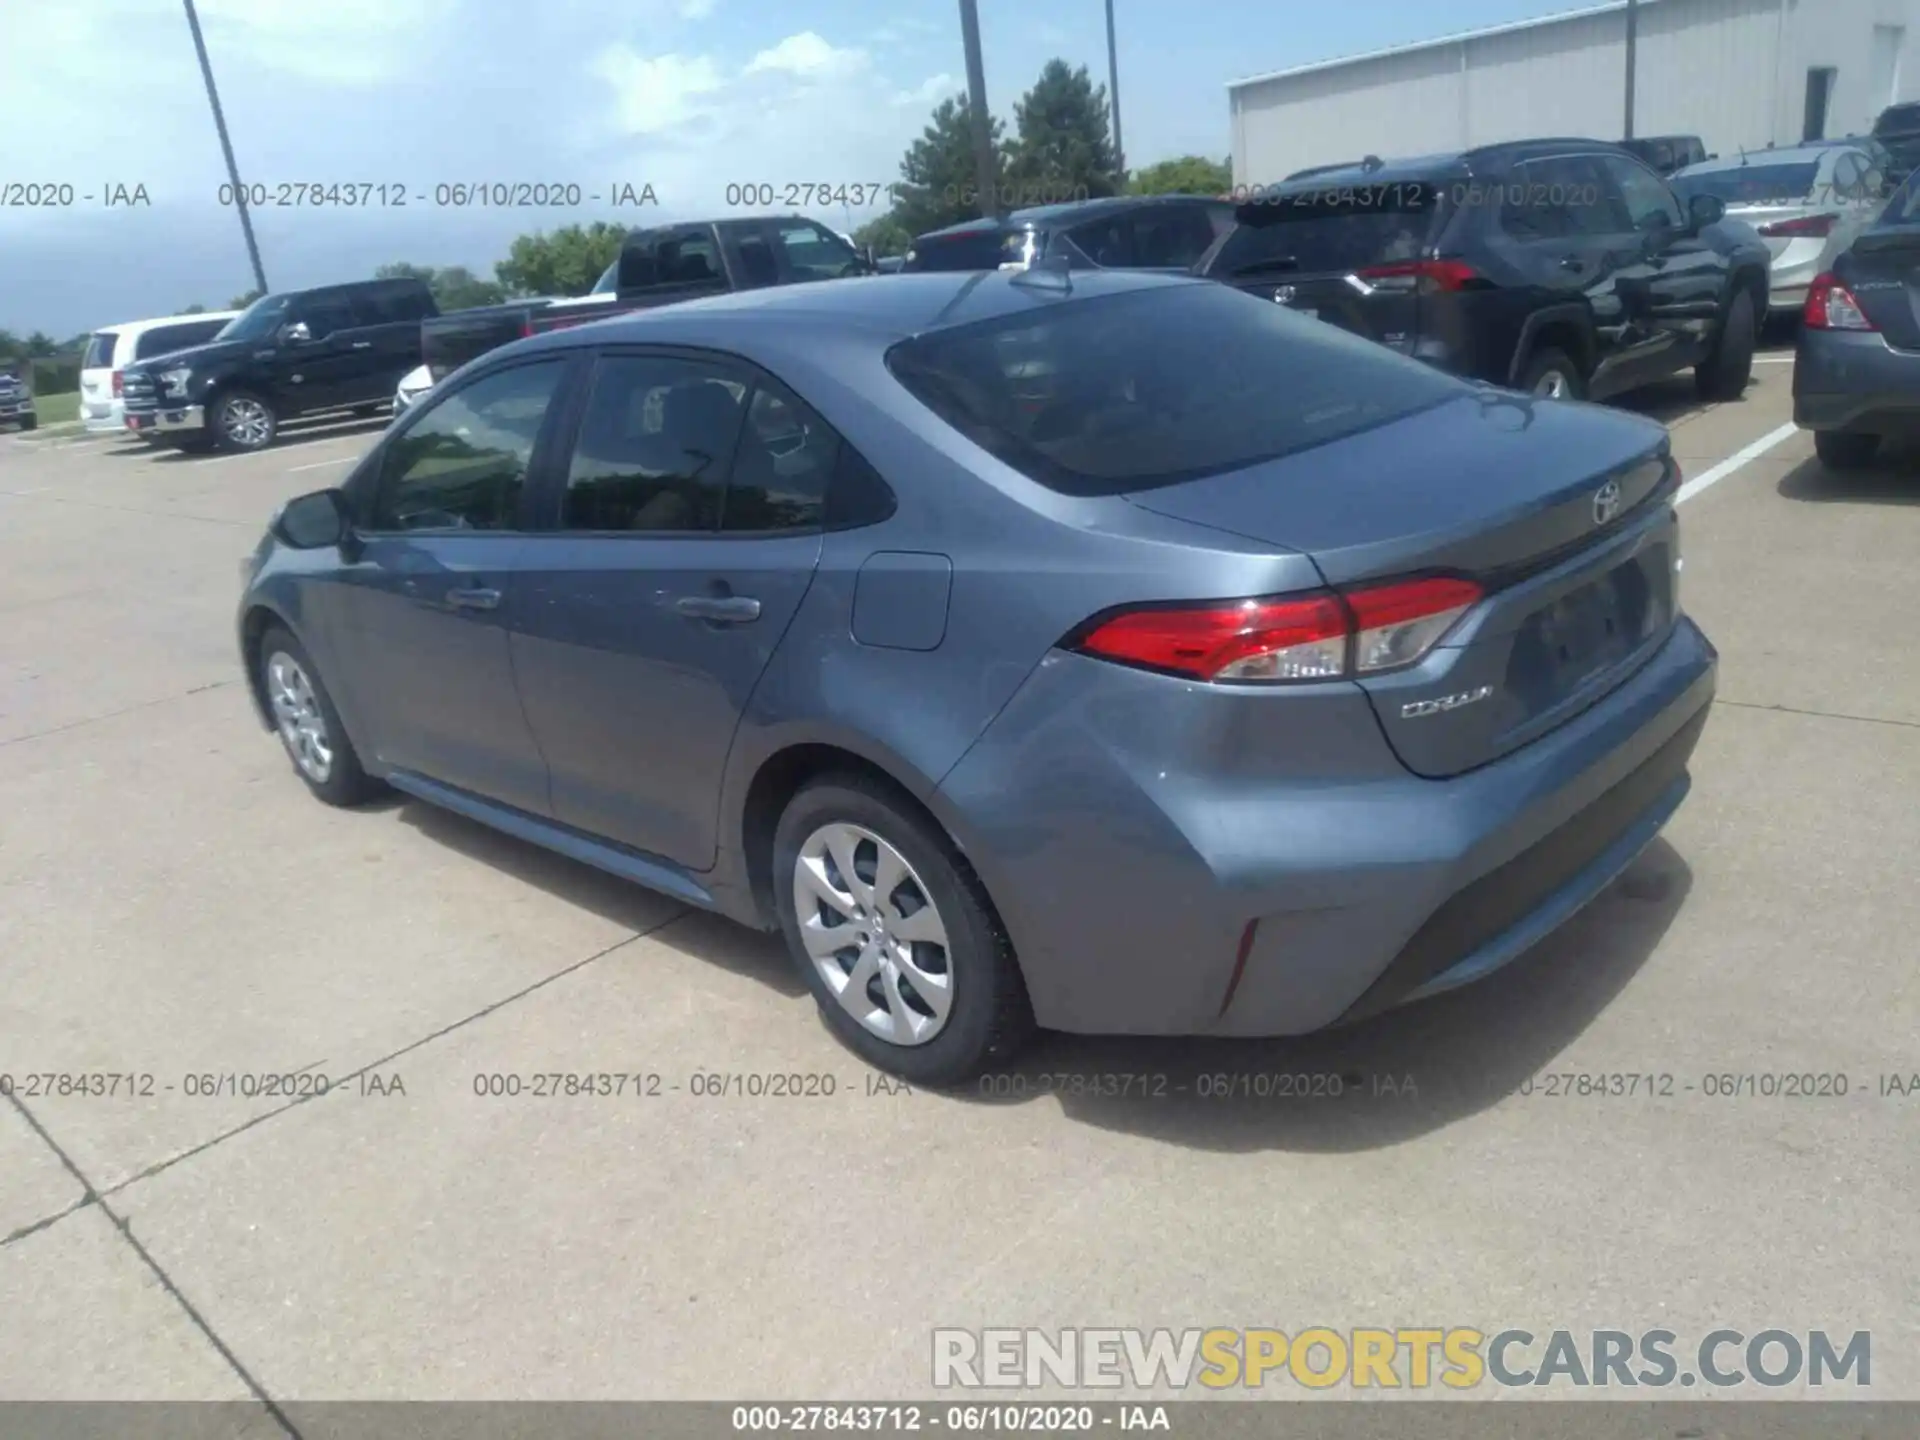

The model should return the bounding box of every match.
[1230,0,1920,185]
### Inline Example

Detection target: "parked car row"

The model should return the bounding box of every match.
[0,367,35,431]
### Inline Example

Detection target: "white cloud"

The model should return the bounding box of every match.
[743,32,867,81]
[890,74,957,108]
[679,0,716,17]
[591,45,727,134]
[194,0,457,85]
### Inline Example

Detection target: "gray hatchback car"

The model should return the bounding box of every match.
[239,268,1716,1084]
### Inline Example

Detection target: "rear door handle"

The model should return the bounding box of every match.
[446,586,501,611]
[675,594,761,624]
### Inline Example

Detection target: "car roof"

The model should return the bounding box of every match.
[508,268,1196,355]
[1675,142,1863,176]
[914,194,1219,243]
[97,310,242,336]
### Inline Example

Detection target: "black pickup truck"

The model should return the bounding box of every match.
[122,276,438,453]
[421,214,876,381]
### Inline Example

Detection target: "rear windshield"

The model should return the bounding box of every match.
[904,230,1032,272]
[1673,161,1820,205]
[83,332,119,369]
[885,281,1462,498]
[1207,182,1443,278]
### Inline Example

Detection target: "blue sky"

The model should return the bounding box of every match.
[1,0,1572,336]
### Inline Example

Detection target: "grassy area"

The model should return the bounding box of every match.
[31,390,79,426]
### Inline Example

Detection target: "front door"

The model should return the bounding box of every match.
[330,356,573,814]
[267,293,364,414]
[1594,151,1723,388]
[508,349,831,869]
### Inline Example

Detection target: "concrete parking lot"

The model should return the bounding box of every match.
[2,343,1916,1408]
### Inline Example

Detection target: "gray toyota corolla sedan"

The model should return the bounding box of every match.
[238,266,1716,1084]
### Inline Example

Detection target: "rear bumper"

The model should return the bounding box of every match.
[936,616,1716,1037]
[1793,328,1920,432]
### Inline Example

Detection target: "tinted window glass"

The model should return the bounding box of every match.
[83,332,121,369]
[824,445,897,529]
[1875,170,1920,224]
[302,298,355,338]
[776,222,861,281]
[887,283,1462,498]
[1131,205,1224,267]
[1672,161,1821,206]
[134,322,222,360]
[1876,104,1920,134]
[1208,182,1442,277]
[1497,156,1615,241]
[372,361,564,531]
[218,294,294,342]
[590,260,619,295]
[661,231,722,284]
[1067,216,1136,267]
[734,234,780,287]
[905,229,1029,272]
[563,356,746,532]
[722,388,837,532]
[1599,154,1685,229]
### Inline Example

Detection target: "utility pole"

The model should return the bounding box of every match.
[183,0,269,296]
[1105,0,1126,178]
[1623,0,1639,140]
[957,0,998,217]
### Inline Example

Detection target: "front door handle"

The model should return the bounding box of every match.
[675,594,761,624]
[446,586,501,611]
[351,341,373,350]
[1559,255,1589,272]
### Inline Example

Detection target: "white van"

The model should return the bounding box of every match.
[80,311,241,433]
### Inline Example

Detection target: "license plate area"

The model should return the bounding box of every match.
[1506,557,1657,712]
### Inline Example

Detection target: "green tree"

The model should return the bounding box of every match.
[1129,155,1231,197]
[852,213,913,257]
[493,222,628,298]
[228,289,264,309]
[180,303,208,314]
[375,262,507,311]
[1007,60,1120,202]
[891,94,1009,237]
[23,331,57,358]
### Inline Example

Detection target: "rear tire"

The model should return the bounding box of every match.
[1696,288,1756,400]
[1519,347,1585,400]
[255,625,384,807]
[1814,429,1879,470]
[772,774,1034,1086]
[212,389,278,452]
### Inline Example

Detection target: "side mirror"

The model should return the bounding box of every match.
[279,321,313,345]
[859,245,878,273]
[1687,193,1725,229]
[272,488,352,549]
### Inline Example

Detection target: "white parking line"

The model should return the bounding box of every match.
[288,455,358,473]
[1675,422,1800,506]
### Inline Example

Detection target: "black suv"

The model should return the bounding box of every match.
[1871,103,1920,185]
[122,277,437,453]
[904,195,1232,273]
[1196,140,1771,403]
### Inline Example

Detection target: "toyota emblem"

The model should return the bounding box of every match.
[1592,478,1623,526]
[1272,285,1296,303]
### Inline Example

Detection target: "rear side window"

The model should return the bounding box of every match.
[561,355,747,533]
[721,388,838,532]
[83,332,120,369]
[1207,182,1443,277]
[133,323,215,360]
[371,360,567,532]
[905,229,1029,272]
[886,282,1463,498]
[1497,156,1616,240]
[1673,161,1820,205]
[1130,204,1228,267]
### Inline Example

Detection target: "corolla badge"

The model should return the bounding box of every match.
[1401,685,1493,719]
[1592,478,1624,526]
[1272,285,1297,303]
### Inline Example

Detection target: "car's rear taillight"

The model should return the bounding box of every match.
[1073,577,1483,684]
[111,370,123,397]
[1758,212,1838,238]
[1804,273,1877,330]
[1355,259,1481,294]
[519,315,535,338]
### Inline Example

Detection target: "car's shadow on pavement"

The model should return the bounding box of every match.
[1777,451,1920,505]
[962,839,1692,1152]
[394,784,1689,1149]
[114,414,389,462]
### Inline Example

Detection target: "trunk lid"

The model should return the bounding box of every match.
[1836,224,1920,350]
[1205,178,1454,353]
[1127,392,1681,777]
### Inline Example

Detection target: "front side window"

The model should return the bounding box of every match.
[219,294,294,342]
[1600,153,1686,231]
[562,355,747,533]
[775,222,862,281]
[369,360,566,531]
[887,282,1462,497]
[302,297,355,339]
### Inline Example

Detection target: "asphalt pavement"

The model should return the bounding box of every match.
[1,344,1916,1407]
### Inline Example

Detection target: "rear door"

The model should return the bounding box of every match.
[507,349,828,869]
[1201,178,1450,352]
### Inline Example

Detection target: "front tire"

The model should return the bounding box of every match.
[1696,288,1757,400]
[213,389,278,452]
[18,414,36,431]
[773,775,1033,1086]
[256,625,384,807]
[1814,429,1879,469]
